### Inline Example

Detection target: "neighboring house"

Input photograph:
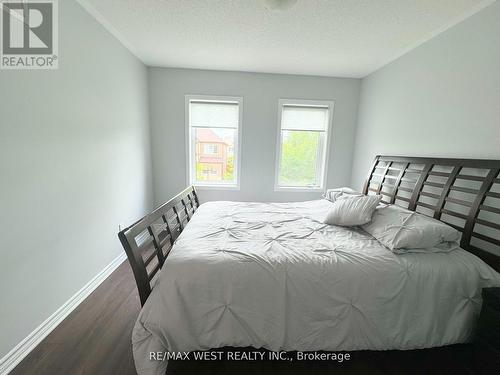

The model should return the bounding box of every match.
[195,128,229,181]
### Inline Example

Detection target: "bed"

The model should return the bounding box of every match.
[118,155,500,375]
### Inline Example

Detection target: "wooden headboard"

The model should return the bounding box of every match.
[363,155,500,272]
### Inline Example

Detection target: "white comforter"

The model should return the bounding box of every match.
[132,200,500,375]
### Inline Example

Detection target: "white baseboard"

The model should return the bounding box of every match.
[0,252,127,375]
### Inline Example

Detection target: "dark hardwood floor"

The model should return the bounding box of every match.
[12,260,480,375]
[11,261,140,375]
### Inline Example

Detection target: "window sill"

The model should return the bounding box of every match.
[274,186,325,193]
[194,184,240,191]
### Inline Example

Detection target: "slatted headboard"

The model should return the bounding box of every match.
[363,156,500,272]
[118,186,199,305]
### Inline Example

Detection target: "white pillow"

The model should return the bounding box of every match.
[324,195,382,226]
[324,187,362,202]
[362,205,461,253]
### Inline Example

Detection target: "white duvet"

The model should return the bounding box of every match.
[132,200,500,375]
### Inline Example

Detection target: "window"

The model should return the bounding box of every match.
[275,99,333,191]
[203,144,219,155]
[186,95,242,188]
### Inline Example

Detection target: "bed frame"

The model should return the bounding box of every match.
[119,156,500,305]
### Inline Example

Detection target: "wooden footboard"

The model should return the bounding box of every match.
[118,186,199,305]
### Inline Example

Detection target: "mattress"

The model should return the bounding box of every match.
[132,200,500,375]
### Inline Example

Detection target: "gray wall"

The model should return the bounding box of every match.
[0,1,153,359]
[351,1,500,190]
[149,68,361,204]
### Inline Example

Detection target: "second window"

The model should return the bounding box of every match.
[275,100,333,190]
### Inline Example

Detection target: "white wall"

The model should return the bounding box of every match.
[0,1,153,359]
[149,68,361,205]
[351,1,500,190]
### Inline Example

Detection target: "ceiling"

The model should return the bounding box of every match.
[78,0,495,78]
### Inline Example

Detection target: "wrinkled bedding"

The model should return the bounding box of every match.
[132,200,500,375]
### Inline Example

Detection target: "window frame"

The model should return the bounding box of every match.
[274,99,334,192]
[185,94,243,190]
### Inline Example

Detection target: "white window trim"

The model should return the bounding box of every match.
[274,99,334,192]
[185,94,243,190]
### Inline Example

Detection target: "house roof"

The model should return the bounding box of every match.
[196,128,225,144]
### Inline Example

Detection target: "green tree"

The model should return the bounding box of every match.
[280,131,320,185]
[224,156,234,180]
[196,163,207,181]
